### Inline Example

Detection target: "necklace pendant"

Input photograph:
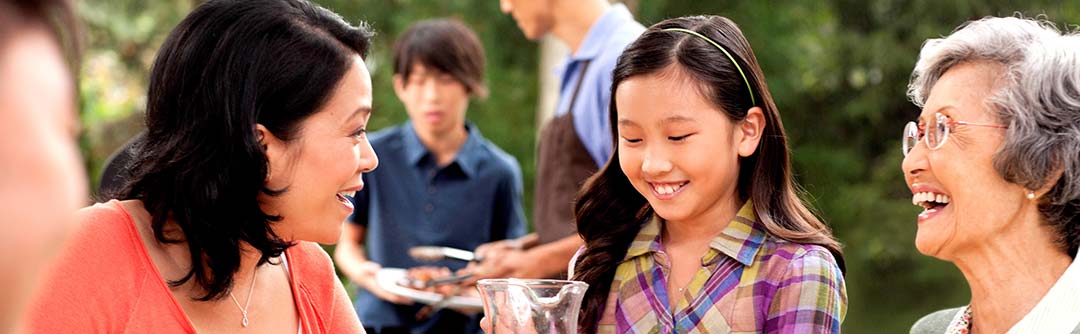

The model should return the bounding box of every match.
[242,314,249,327]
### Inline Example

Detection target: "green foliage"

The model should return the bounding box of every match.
[77,1,1080,332]
[77,0,193,192]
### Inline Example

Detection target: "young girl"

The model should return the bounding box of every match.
[572,16,847,333]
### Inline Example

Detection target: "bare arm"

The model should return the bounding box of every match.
[472,233,583,279]
[333,223,411,304]
[522,234,583,278]
[516,233,541,250]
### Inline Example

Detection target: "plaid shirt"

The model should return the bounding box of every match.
[596,200,846,333]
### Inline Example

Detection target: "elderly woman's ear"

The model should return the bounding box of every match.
[1031,163,1066,200]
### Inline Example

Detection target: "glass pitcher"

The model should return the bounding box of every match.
[477,279,589,334]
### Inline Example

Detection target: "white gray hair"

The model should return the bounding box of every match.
[908,16,1080,257]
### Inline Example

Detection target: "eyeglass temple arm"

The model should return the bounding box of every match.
[952,120,1008,129]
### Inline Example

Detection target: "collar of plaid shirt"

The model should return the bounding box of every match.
[622,200,763,267]
[601,199,846,334]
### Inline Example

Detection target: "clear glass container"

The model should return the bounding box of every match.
[477,279,589,334]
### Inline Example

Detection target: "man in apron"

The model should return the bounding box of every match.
[473,0,644,279]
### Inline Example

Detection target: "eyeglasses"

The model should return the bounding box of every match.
[902,112,1007,156]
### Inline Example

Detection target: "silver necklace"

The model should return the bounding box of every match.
[228,268,257,327]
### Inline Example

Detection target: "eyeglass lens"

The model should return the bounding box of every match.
[902,112,951,156]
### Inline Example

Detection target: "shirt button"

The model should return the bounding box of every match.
[427,186,436,194]
[424,203,434,212]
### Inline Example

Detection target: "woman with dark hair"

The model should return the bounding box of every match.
[0,0,82,332]
[569,16,846,333]
[25,0,376,333]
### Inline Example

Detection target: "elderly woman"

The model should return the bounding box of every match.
[903,17,1080,333]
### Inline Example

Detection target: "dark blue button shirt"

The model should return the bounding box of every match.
[349,121,527,329]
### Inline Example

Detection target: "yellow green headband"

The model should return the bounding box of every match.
[662,28,756,106]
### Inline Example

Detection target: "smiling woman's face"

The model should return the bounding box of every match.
[902,61,1028,259]
[259,56,379,244]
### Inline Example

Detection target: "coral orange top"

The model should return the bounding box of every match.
[24,201,363,334]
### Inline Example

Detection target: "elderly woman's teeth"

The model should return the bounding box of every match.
[912,192,951,209]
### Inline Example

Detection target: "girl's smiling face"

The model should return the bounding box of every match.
[615,68,764,226]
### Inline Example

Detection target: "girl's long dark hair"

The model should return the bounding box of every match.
[117,0,373,301]
[572,16,845,331]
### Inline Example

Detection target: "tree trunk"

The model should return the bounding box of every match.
[536,36,569,132]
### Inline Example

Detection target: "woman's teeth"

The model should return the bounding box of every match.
[911,191,951,209]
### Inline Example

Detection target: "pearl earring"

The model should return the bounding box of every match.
[1026,190,1036,200]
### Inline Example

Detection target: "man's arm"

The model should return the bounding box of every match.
[520,234,583,278]
[472,233,582,279]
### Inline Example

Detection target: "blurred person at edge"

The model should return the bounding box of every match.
[903,16,1080,334]
[23,0,376,333]
[0,0,83,332]
[469,0,645,281]
[334,18,527,334]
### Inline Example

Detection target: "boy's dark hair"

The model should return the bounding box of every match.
[118,0,374,301]
[392,18,487,99]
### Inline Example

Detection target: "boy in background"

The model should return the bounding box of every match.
[334,19,527,334]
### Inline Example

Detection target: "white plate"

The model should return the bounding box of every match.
[375,268,483,311]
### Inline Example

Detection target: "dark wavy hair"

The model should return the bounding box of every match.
[572,16,846,331]
[118,0,373,301]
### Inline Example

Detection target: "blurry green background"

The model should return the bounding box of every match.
[77,1,1079,332]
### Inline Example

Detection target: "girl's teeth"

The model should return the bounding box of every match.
[656,184,682,195]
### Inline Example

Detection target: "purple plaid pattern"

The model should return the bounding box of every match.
[595,201,847,333]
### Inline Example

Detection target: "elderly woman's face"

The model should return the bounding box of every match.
[901,61,1028,259]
